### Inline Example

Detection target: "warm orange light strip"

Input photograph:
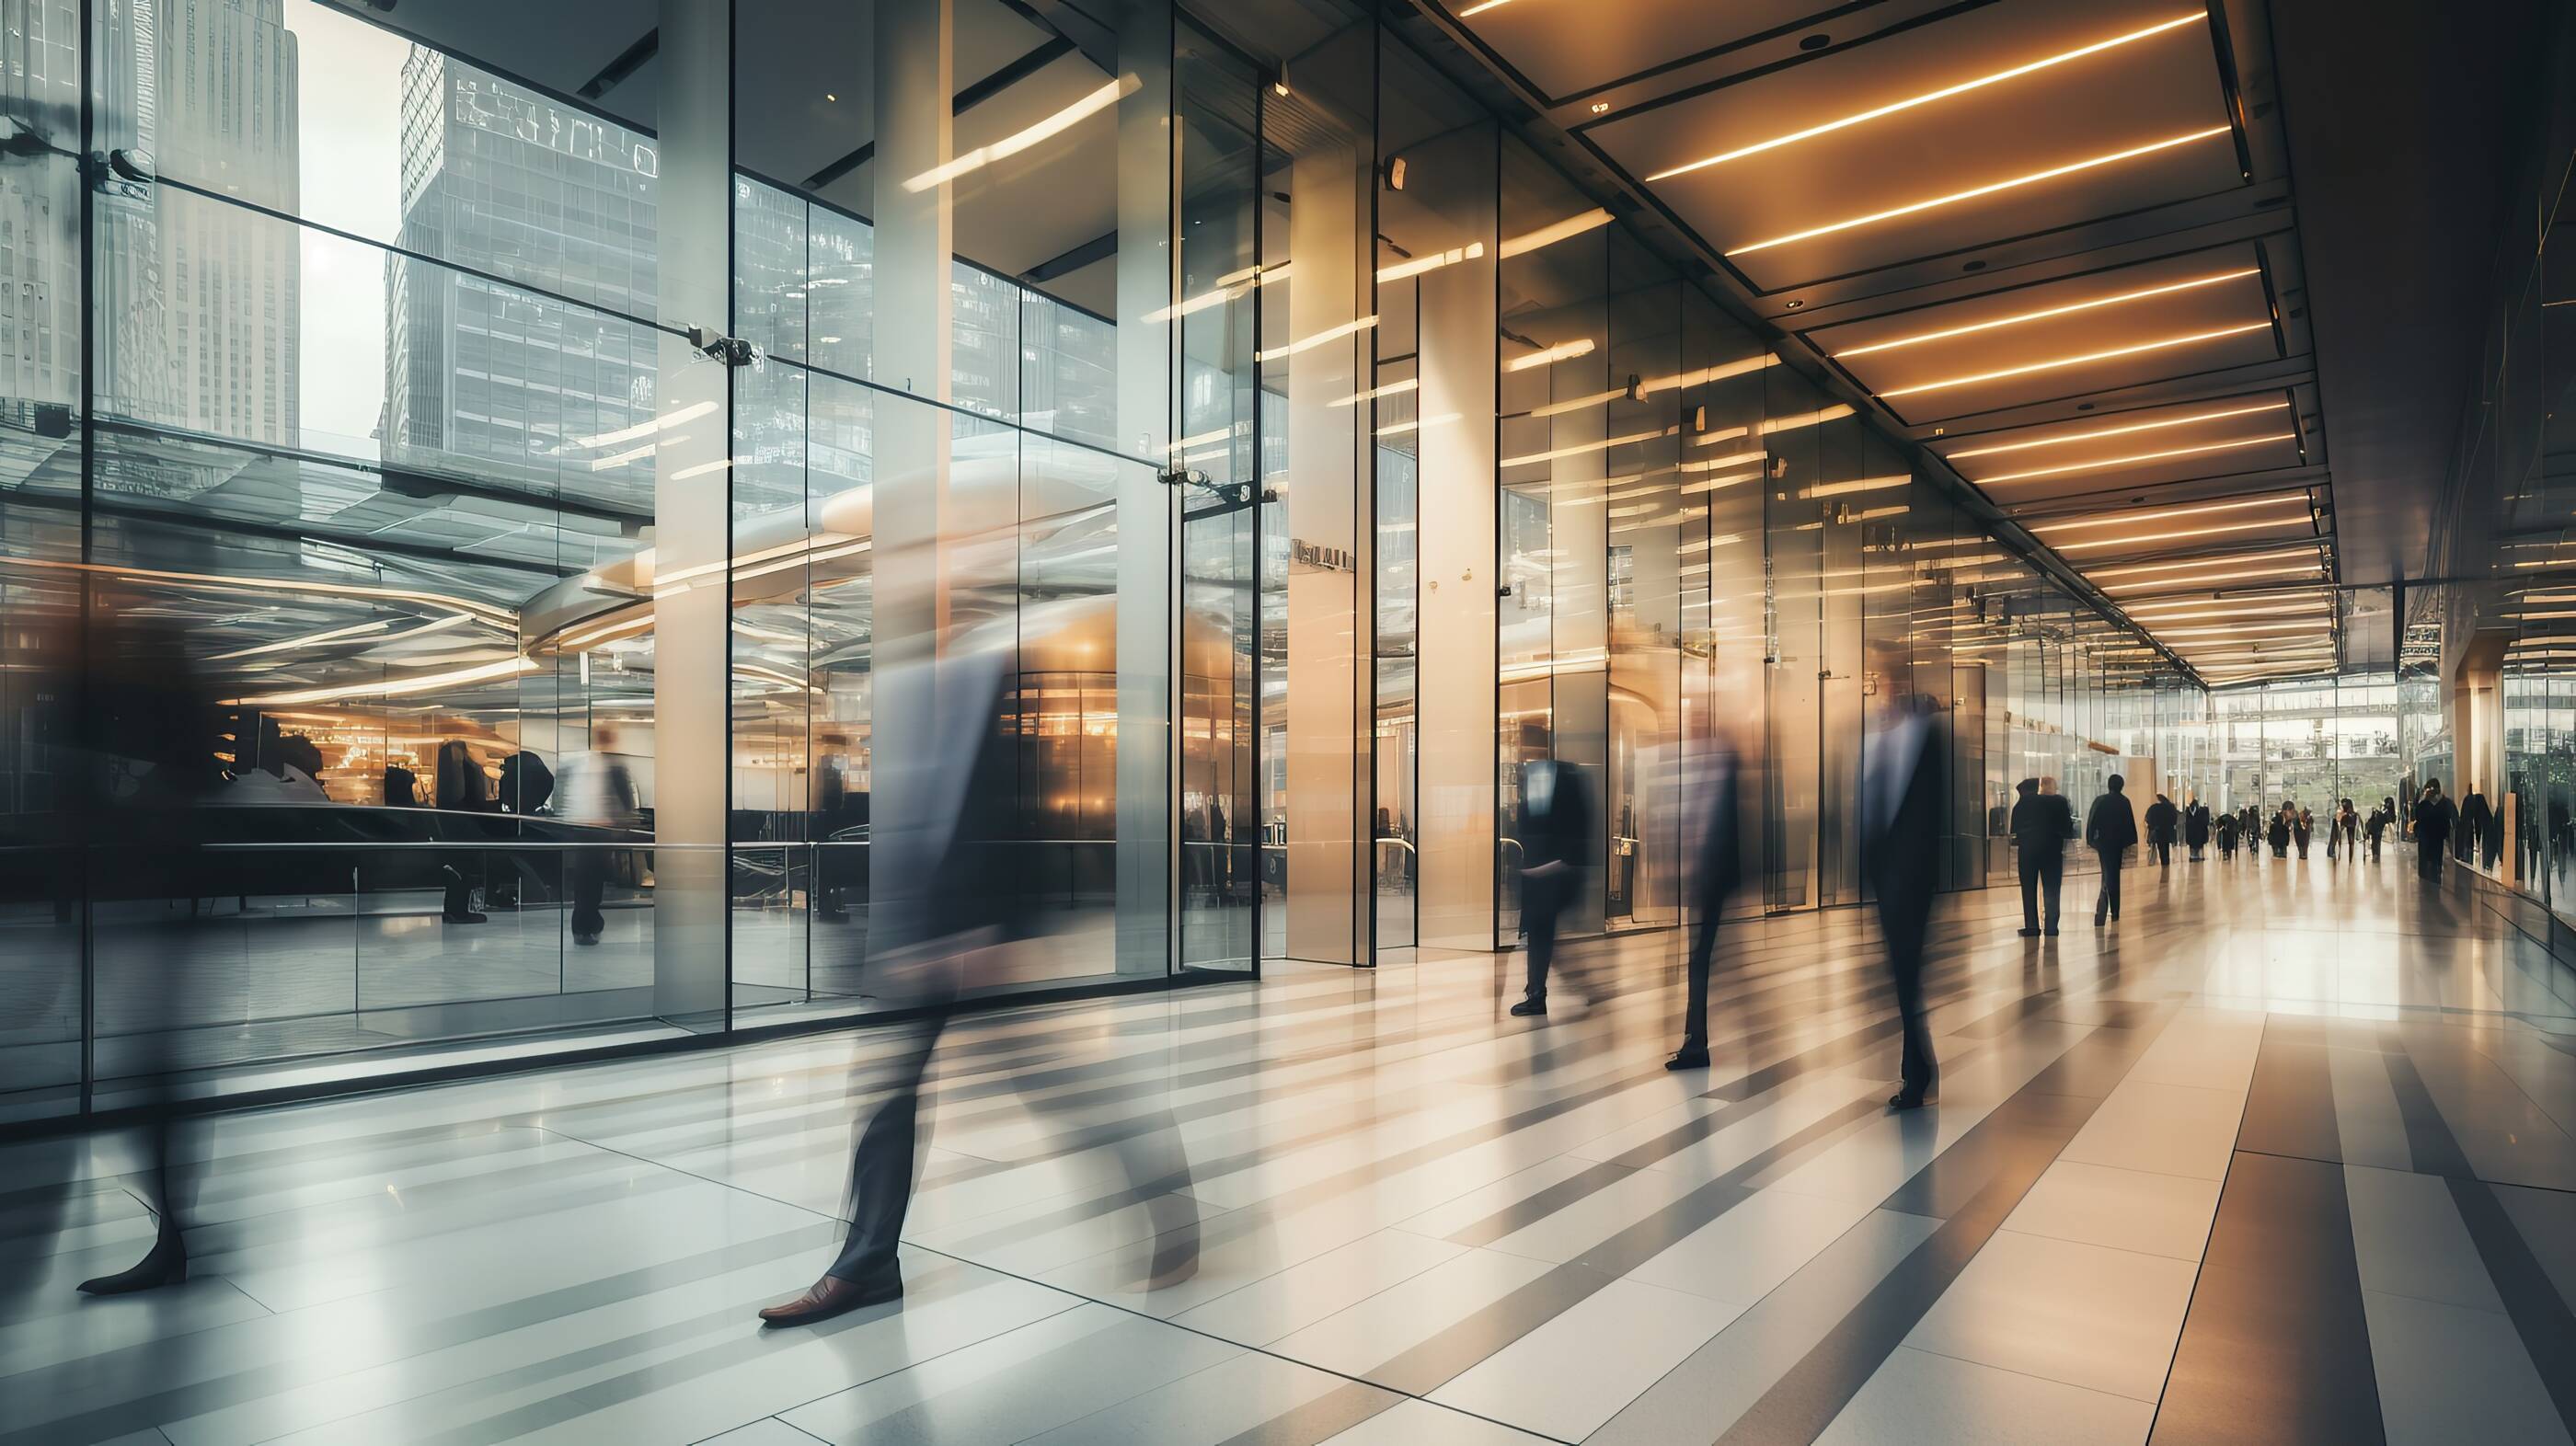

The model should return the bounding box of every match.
[2030,493,2310,533]
[2053,514,2312,553]
[1726,126,2232,257]
[2092,545,2318,580]
[2104,563,2322,593]
[1648,14,2206,182]
[1943,401,2287,460]
[1974,431,2294,486]
[1880,323,2269,399]
[1836,268,2260,360]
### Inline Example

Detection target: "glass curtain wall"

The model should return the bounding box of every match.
[0,0,1242,1122]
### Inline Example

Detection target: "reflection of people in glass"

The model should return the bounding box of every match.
[1508,720,1593,1019]
[2413,780,2455,881]
[556,724,641,946]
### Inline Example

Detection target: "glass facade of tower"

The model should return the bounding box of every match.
[0,0,2213,1124]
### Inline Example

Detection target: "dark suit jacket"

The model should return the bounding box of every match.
[1516,761,1594,874]
[2008,792,2076,863]
[2086,792,2139,853]
[1865,709,1949,932]
[2145,799,2178,843]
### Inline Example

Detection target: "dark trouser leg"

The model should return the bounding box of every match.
[2039,850,2063,930]
[570,851,607,937]
[1681,913,1718,1045]
[1521,872,1562,1000]
[1883,905,1936,1096]
[2097,850,2122,919]
[2018,854,2041,931]
[826,1010,944,1281]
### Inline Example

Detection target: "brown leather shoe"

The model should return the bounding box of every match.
[756,1264,902,1326]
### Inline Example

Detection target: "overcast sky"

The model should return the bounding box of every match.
[289,0,408,458]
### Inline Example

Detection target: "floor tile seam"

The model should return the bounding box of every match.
[148,1138,684,1250]
[1704,1008,2185,1444]
[896,1238,1582,1446]
[1987,1222,2210,1268]
[522,1123,848,1228]
[1892,1336,2170,1406]
[748,1292,1102,1438]
[2346,1277,2516,1318]
[0,1222,847,1446]
[686,1416,831,1446]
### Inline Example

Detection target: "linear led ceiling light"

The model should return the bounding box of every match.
[906,76,1136,192]
[1973,431,2294,486]
[2031,493,2311,534]
[1727,126,2232,258]
[1880,323,2270,399]
[1836,268,2260,360]
[2091,546,2318,580]
[2053,514,2313,552]
[2103,562,2322,593]
[1945,402,2289,461]
[1650,13,2205,182]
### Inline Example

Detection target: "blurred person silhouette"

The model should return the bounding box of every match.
[2086,774,2138,925]
[2413,779,2455,882]
[2184,794,2211,862]
[1862,656,1946,1110]
[2458,787,2491,866]
[760,599,1197,1326]
[2294,803,2313,859]
[2240,803,2262,863]
[2145,792,2177,867]
[2268,806,2291,859]
[555,724,642,947]
[2010,775,2075,937]
[60,604,224,1293]
[1509,718,1594,1019]
[2330,798,2358,861]
[2214,806,2238,860]
[434,739,494,923]
[1666,726,1743,1070]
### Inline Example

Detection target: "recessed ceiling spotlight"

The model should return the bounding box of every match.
[825,93,837,102]
[1784,298,1805,309]
[1590,101,1610,115]
[1800,32,1832,51]
[1962,259,1987,272]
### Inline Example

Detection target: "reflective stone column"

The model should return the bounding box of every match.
[1114,0,1176,976]
[650,0,733,1024]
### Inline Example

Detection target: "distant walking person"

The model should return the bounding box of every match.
[2413,780,2456,882]
[555,725,643,947]
[2184,796,2212,861]
[2294,805,2313,859]
[2145,793,2178,867]
[2268,808,2292,859]
[2241,804,2263,863]
[2087,775,2138,925]
[1667,736,1743,1070]
[2214,808,2239,860]
[2366,798,2392,860]
[1511,721,1594,1017]
[2331,798,2359,860]
[2010,775,2075,937]
[1863,672,1947,1109]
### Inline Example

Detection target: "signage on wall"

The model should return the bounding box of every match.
[1292,539,1356,573]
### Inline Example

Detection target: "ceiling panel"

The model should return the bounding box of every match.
[1930,392,2309,506]
[1584,0,2241,292]
[1452,0,1841,102]
[1809,247,2278,422]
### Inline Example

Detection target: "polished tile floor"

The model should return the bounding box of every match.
[6,851,2575,1444]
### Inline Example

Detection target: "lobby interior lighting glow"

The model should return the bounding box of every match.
[1501,425,1676,468]
[905,76,1136,192]
[1835,267,2260,359]
[2104,562,2321,592]
[1376,242,1485,283]
[1945,401,2288,460]
[1973,431,2294,485]
[570,400,717,452]
[207,618,392,661]
[1499,208,1612,258]
[1647,14,2204,183]
[1880,324,2271,399]
[1726,126,2232,258]
[230,656,543,707]
[1802,475,1909,499]
[1257,316,1378,362]
[2093,546,2318,580]
[1334,377,1419,408]
[1375,412,1459,438]
[1504,338,1595,371]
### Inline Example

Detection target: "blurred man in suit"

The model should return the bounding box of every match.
[1862,660,1947,1110]
[1510,720,1594,1018]
[1667,729,1743,1070]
